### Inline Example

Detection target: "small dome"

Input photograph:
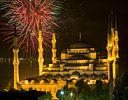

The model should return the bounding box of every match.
[40,80,45,84]
[22,80,29,84]
[81,74,88,78]
[50,80,55,84]
[30,80,35,83]
[54,74,62,80]
[64,74,70,78]
[35,75,45,80]
[72,79,77,84]
[72,71,80,76]
[99,73,106,78]
[46,74,54,80]
[89,73,97,79]
[69,41,91,49]
[99,74,107,79]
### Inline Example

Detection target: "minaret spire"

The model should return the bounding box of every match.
[115,16,117,31]
[38,20,44,75]
[111,11,114,28]
[107,12,114,100]
[114,15,119,55]
[52,26,57,63]
[14,24,17,37]
[107,12,119,100]
[14,24,18,48]
[114,15,119,77]
[106,14,112,61]
[39,20,42,30]
[79,32,82,41]
[13,24,19,89]
[107,14,111,46]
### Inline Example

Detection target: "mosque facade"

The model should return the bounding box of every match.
[12,13,119,99]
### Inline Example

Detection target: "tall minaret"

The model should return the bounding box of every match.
[106,13,114,100]
[52,28,57,63]
[107,12,119,100]
[114,16,119,77]
[13,25,19,90]
[38,20,44,75]
[109,60,114,100]
[110,11,116,81]
[106,14,113,81]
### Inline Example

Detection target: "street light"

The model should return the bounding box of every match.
[60,90,64,100]
[70,92,73,97]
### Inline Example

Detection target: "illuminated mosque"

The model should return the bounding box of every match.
[12,13,119,99]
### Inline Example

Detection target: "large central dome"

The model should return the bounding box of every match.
[69,41,91,49]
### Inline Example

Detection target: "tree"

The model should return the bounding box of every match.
[77,80,109,100]
[39,92,52,100]
[63,88,77,100]
[95,80,103,96]
[56,88,77,100]
[56,89,61,99]
[75,79,84,93]
[114,72,128,100]
[78,93,86,100]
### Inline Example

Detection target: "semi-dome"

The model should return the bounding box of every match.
[72,71,80,76]
[64,74,70,78]
[69,41,91,49]
[81,74,88,78]
[54,74,62,80]
[46,74,54,80]
[89,73,97,79]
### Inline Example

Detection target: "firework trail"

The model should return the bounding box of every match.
[0,0,61,56]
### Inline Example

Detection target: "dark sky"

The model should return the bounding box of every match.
[0,0,128,73]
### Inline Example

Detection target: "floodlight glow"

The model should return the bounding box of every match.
[70,92,73,97]
[61,91,64,95]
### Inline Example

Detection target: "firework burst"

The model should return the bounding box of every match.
[0,0,61,56]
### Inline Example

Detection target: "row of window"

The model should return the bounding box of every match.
[66,60,89,63]
[69,49,88,53]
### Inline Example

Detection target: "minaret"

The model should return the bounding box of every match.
[38,20,44,75]
[106,13,114,100]
[108,60,114,100]
[111,11,116,81]
[114,16,119,77]
[13,25,19,90]
[106,15,113,81]
[107,12,119,100]
[52,28,57,63]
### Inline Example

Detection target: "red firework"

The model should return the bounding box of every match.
[0,0,61,56]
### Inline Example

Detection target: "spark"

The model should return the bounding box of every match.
[0,0,61,56]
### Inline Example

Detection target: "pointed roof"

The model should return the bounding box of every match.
[39,20,42,30]
[52,25,55,33]
[115,16,117,31]
[111,11,114,28]
[107,14,111,34]
[14,24,17,37]
[79,32,82,41]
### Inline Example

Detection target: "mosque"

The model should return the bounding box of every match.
[12,13,119,99]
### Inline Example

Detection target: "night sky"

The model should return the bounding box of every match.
[0,0,128,73]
